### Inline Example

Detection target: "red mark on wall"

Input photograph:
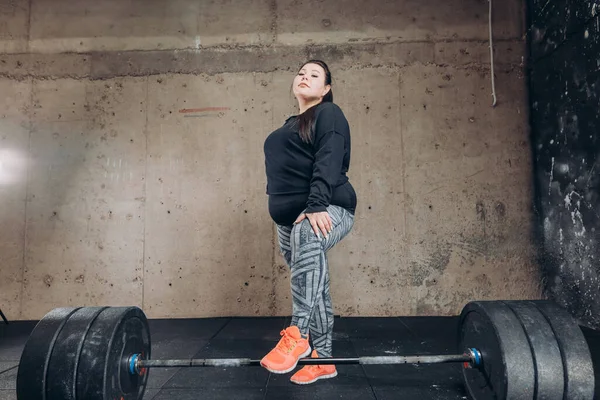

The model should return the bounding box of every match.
[179,107,230,113]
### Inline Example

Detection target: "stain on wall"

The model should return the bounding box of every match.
[527,0,600,328]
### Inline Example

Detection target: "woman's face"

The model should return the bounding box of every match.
[292,63,330,102]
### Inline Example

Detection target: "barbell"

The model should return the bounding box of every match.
[15,300,595,400]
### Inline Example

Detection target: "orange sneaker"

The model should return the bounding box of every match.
[290,350,338,385]
[260,326,311,374]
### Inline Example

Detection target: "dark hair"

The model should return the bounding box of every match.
[296,60,333,143]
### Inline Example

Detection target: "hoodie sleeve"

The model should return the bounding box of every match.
[305,103,348,213]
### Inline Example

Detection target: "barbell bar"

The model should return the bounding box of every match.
[129,351,479,372]
[15,300,595,400]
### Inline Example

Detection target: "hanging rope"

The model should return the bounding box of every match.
[489,0,497,107]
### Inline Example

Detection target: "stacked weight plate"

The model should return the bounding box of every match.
[459,300,595,400]
[16,306,151,400]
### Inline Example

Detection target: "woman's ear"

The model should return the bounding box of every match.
[322,84,331,97]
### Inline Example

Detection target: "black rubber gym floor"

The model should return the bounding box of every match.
[1,315,599,399]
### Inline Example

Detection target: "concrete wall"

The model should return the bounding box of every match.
[527,0,600,329]
[0,0,542,320]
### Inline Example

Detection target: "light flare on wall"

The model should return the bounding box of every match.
[0,148,27,185]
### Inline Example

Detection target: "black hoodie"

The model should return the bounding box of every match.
[264,102,357,226]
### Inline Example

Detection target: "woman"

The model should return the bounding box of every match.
[260,59,357,385]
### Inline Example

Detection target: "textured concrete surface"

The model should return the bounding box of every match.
[21,79,147,315]
[28,0,274,53]
[0,0,29,54]
[528,0,600,328]
[0,0,542,320]
[1,0,525,54]
[0,78,29,318]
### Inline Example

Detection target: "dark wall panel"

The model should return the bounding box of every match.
[528,0,600,328]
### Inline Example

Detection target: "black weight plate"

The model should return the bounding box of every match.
[46,307,108,400]
[16,307,80,400]
[76,307,150,400]
[459,301,535,400]
[531,301,595,400]
[503,301,564,400]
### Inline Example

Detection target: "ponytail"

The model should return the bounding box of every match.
[296,60,333,144]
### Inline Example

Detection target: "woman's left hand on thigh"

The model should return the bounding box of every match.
[295,211,332,238]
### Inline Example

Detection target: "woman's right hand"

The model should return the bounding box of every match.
[294,211,332,238]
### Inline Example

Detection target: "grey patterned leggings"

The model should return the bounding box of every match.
[276,204,355,358]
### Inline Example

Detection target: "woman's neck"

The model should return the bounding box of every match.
[298,98,322,114]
